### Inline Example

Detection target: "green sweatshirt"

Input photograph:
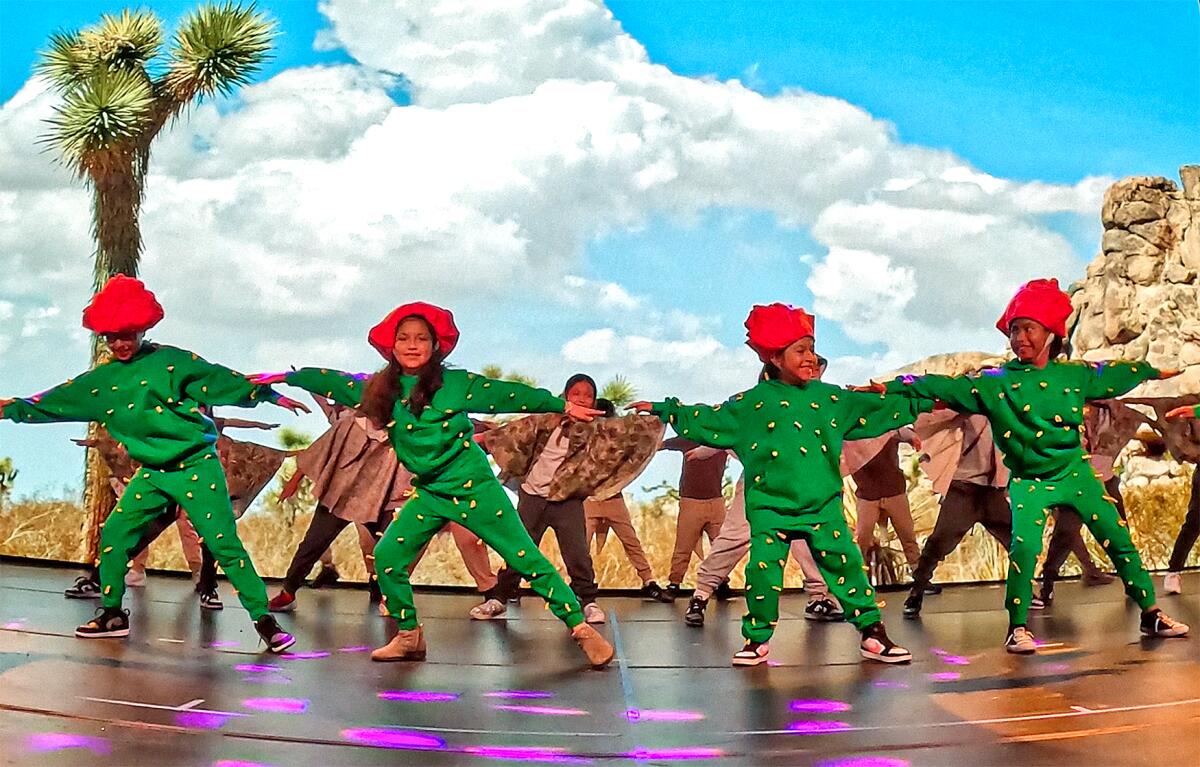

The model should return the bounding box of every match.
[885,359,1159,480]
[652,379,933,517]
[283,367,566,493]
[2,344,278,468]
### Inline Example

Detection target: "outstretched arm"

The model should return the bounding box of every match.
[258,368,367,410]
[183,355,308,414]
[457,373,602,421]
[630,396,742,449]
[882,373,985,415]
[1080,360,1163,401]
[0,373,102,425]
[1167,405,1199,420]
[842,389,936,440]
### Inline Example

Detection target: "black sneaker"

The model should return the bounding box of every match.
[199,589,224,610]
[804,598,845,622]
[64,575,101,600]
[641,581,669,602]
[683,595,708,627]
[255,615,296,654]
[1140,609,1190,638]
[902,591,923,618]
[713,579,736,601]
[663,583,681,602]
[859,622,912,663]
[309,565,341,590]
[923,583,943,595]
[732,640,769,666]
[75,607,130,638]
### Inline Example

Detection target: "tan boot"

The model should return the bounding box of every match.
[370,626,426,662]
[571,623,614,669]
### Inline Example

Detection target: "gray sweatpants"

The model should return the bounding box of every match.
[693,476,833,602]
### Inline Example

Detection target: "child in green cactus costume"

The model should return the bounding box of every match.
[880,278,1189,653]
[0,276,305,653]
[632,303,932,666]
[253,301,616,669]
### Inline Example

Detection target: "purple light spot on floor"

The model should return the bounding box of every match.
[463,746,588,764]
[242,697,309,714]
[625,708,705,722]
[872,680,910,689]
[338,645,371,653]
[788,699,852,713]
[207,640,239,648]
[816,758,910,767]
[213,761,274,767]
[235,664,281,673]
[941,655,971,666]
[342,727,445,750]
[624,747,723,760]
[766,660,785,667]
[787,720,852,734]
[1044,662,1071,673]
[483,690,555,699]
[493,704,588,716]
[175,711,234,729]
[3,621,25,629]
[281,651,330,660]
[929,671,961,682]
[26,733,111,755]
[379,690,460,703]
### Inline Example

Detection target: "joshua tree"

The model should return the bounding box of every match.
[600,375,637,408]
[36,3,274,525]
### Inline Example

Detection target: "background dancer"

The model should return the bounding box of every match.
[1164,402,1200,593]
[843,428,922,584]
[659,433,729,601]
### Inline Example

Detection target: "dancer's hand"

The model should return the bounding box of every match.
[1156,368,1183,380]
[564,401,604,422]
[848,381,887,394]
[0,397,11,417]
[273,395,311,415]
[249,372,289,385]
[626,401,654,413]
[1166,405,1197,420]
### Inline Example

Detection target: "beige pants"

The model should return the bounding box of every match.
[854,492,921,567]
[669,497,726,584]
[585,496,655,584]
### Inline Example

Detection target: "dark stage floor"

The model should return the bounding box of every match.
[1,561,1198,766]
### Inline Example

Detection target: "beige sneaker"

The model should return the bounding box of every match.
[124,568,147,588]
[1005,626,1037,654]
[469,598,507,620]
[571,623,614,669]
[583,602,606,624]
[371,626,426,662]
[1164,572,1183,595]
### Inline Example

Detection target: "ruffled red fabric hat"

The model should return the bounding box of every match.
[744,303,816,363]
[995,278,1073,338]
[81,275,164,334]
[368,302,460,360]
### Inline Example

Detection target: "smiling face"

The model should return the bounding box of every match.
[104,331,144,362]
[393,317,436,374]
[1008,318,1052,364]
[771,337,820,385]
[564,379,597,410]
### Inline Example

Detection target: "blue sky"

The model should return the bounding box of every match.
[1,0,1197,499]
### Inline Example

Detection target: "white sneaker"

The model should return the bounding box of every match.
[1164,572,1183,595]
[469,598,507,620]
[583,602,606,624]
[1005,626,1037,654]
[732,641,769,666]
[124,568,147,587]
[1141,609,1189,638]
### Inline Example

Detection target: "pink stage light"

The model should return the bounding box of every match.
[26,733,111,755]
[493,704,589,716]
[788,699,852,713]
[242,697,309,714]
[483,690,555,699]
[624,746,723,760]
[463,745,590,764]
[625,708,705,722]
[816,758,910,767]
[175,711,236,729]
[378,690,460,703]
[280,651,330,660]
[787,720,852,734]
[929,671,961,682]
[234,664,281,673]
[341,727,445,750]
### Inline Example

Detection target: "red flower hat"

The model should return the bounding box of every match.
[81,275,164,334]
[368,302,460,360]
[744,303,816,363]
[996,278,1073,337]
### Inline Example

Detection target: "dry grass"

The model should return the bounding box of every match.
[3,470,1195,588]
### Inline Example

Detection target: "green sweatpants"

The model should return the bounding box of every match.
[98,452,269,619]
[743,494,880,643]
[373,479,584,630]
[1006,459,1155,626]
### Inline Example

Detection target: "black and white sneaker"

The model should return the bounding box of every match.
[64,575,102,599]
[713,579,737,601]
[804,598,845,622]
[641,581,670,602]
[75,607,130,638]
[199,589,224,610]
[683,595,708,627]
[255,615,296,654]
[663,583,681,602]
[1005,626,1037,654]
[859,622,912,663]
[1140,609,1190,638]
[902,591,923,618]
[732,641,769,666]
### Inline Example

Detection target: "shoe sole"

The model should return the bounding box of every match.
[469,612,506,620]
[1141,629,1189,638]
[805,613,846,622]
[370,652,427,662]
[200,602,224,611]
[860,649,912,664]
[76,628,129,638]
[902,610,921,619]
[731,655,769,666]
[1006,645,1037,654]
[64,593,101,600]
[267,636,297,654]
